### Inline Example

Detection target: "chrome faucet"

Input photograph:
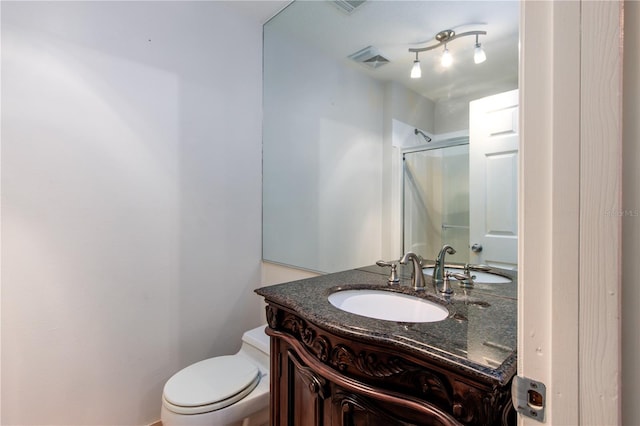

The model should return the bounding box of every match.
[376,260,400,284]
[443,271,473,294]
[399,252,426,290]
[433,244,456,286]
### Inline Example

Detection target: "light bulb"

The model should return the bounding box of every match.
[474,43,486,64]
[411,60,422,78]
[441,46,452,68]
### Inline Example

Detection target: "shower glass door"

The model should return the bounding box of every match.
[403,141,470,264]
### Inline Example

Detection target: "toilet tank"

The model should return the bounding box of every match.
[239,325,270,372]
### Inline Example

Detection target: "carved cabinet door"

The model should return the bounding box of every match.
[273,338,330,426]
[332,389,412,426]
[330,386,463,426]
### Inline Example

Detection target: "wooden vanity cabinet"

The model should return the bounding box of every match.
[271,337,459,426]
[265,303,515,426]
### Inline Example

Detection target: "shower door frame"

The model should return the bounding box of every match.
[400,136,469,258]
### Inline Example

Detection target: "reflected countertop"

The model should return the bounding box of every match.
[255,264,517,387]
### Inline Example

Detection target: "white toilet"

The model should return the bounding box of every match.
[161,325,270,426]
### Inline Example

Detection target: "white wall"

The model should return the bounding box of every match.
[261,261,320,287]
[262,25,384,273]
[622,1,640,423]
[384,81,435,134]
[1,2,264,424]
[434,95,473,134]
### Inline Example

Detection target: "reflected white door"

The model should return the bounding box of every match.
[469,89,519,268]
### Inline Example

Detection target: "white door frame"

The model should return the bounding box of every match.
[519,1,622,424]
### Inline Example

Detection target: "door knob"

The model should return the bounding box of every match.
[471,243,483,253]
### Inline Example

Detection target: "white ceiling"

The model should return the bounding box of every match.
[223,0,291,24]
[264,0,519,102]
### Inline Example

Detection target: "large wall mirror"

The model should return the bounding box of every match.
[263,0,519,273]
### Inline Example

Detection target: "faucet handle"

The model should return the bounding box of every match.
[449,270,475,289]
[466,263,491,272]
[442,271,475,294]
[448,271,473,281]
[439,272,455,295]
[375,260,400,284]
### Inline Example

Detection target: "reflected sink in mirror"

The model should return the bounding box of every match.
[328,289,449,323]
[422,267,512,284]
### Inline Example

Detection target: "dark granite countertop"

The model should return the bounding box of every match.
[256,264,517,387]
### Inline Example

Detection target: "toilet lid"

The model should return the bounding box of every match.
[163,355,260,412]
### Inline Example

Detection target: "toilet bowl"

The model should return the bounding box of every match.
[161,325,270,426]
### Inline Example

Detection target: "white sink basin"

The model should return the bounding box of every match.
[422,267,512,284]
[328,289,449,323]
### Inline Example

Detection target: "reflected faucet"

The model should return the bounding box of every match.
[433,245,456,286]
[399,252,426,290]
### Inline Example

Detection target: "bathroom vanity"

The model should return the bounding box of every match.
[255,265,517,425]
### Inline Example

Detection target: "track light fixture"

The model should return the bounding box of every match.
[473,34,486,64]
[409,29,487,77]
[410,51,421,78]
[441,44,452,67]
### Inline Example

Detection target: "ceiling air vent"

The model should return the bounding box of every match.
[331,0,367,14]
[348,46,390,69]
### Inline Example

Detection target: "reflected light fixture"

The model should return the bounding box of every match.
[409,29,487,77]
[410,52,422,78]
[473,34,487,64]
[441,44,453,67]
